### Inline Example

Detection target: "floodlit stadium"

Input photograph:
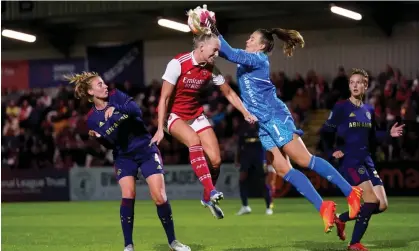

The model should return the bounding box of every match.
[2,2,419,251]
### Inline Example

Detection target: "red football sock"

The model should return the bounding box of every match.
[189,144,214,201]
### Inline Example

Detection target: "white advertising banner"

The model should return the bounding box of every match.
[69,164,239,201]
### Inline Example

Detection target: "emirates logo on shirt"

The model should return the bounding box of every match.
[183,77,205,89]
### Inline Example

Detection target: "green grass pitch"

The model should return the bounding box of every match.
[2,197,419,251]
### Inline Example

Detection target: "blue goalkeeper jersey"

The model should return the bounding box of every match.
[218,35,291,122]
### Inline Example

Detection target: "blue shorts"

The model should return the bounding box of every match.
[114,152,165,181]
[258,115,304,150]
[339,163,383,186]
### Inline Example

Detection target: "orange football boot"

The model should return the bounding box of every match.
[347,186,363,219]
[320,201,336,233]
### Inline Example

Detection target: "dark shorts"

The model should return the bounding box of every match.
[339,164,383,186]
[114,152,165,181]
[240,155,265,175]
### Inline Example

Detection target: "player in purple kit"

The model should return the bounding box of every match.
[66,72,191,251]
[321,69,404,251]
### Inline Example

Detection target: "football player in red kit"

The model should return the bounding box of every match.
[150,33,257,219]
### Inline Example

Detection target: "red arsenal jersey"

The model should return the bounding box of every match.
[161,52,225,120]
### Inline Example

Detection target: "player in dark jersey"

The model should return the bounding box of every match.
[321,69,404,251]
[66,72,190,251]
[235,122,274,216]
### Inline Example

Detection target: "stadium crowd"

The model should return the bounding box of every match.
[2,64,419,169]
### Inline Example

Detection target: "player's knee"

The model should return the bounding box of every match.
[271,161,291,176]
[363,189,379,203]
[276,167,290,177]
[210,156,221,168]
[153,193,167,205]
[186,134,201,147]
[294,153,313,168]
[379,201,388,212]
[121,189,136,199]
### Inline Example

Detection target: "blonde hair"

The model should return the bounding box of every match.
[193,33,218,49]
[351,68,369,85]
[64,71,99,102]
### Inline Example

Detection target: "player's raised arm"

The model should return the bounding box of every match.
[206,18,304,67]
[217,35,266,68]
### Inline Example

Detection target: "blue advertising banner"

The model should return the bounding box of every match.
[29,58,87,88]
[2,168,70,202]
[86,41,144,86]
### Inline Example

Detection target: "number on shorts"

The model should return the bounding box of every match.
[154,153,161,164]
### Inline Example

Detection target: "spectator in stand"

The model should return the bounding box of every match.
[332,66,349,101]
[6,100,20,118]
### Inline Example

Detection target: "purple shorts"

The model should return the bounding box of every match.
[114,152,165,180]
[339,163,383,186]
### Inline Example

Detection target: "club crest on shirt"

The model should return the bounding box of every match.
[358,166,366,175]
[365,111,371,120]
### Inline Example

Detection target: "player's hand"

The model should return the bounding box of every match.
[244,112,258,124]
[390,122,405,137]
[88,130,101,138]
[104,106,115,121]
[150,129,164,146]
[332,150,344,159]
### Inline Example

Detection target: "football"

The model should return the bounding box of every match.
[187,4,215,35]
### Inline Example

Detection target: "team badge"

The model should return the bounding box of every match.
[358,166,366,175]
[365,111,371,120]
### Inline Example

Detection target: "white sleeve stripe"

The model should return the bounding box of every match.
[252,77,271,84]
[178,54,192,63]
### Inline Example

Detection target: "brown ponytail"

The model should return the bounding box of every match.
[258,28,305,57]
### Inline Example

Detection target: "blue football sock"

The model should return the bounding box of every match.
[309,156,353,197]
[284,168,323,211]
[156,201,176,245]
[120,198,135,247]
